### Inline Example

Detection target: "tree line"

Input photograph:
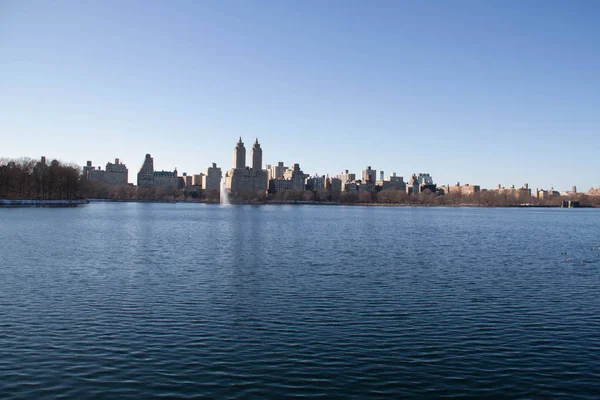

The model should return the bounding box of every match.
[233,188,600,207]
[0,158,81,200]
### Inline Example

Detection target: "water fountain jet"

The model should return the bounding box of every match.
[220,175,230,206]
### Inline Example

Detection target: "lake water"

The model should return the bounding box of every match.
[1,203,599,398]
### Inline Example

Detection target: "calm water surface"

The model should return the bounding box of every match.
[1,203,599,398]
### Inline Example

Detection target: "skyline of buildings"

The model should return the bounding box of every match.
[79,138,588,199]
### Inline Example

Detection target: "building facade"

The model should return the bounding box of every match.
[306,175,325,191]
[137,154,154,187]
[376,173,406,191]
[269,178,294,193]
[181,173,193,188]
[104,158,128,185]
[337,170,356,192]
[225,138,268,196]
[325,177,342,197]
[233,137,246,170]
[535,187,559,200]
[357,181,377,193]
[417,173,434,185]
[343,182,358,193]
[284,163,307,190]
[192,173,204,187]
[227,168,268,194]
[407,174,420,195]
[83,161,95,180]
[269,163,306,193]
[267,162,288,181]
[588,187,600,196]
[442,183,481,196]
[361,166,377,183]
[251,139,262,171]
[203,163,222,191]
[407,173,436,195]
[84,158,128,185]
[493,184,531,199]
[89,168,105,181]
[153,170,178,190]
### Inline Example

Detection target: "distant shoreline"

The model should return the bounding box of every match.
[0,199,89,207]
[2,198,594,208]
[84,198,596,208]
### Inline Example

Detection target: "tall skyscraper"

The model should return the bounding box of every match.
[137,154,154,187]
[233,137,246,170]
[251,138,262,171]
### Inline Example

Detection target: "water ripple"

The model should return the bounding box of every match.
[1,205,599,398]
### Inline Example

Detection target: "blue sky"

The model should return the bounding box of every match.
[1,0,599,190]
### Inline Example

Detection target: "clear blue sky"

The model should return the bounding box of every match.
[1,0,599,190]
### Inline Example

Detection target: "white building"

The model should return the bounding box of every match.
[203,163,222,191]
[361,166,377,183]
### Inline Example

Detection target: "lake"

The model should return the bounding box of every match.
[1,203,599,398]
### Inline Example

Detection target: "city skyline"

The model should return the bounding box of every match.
[2,1,599,191]
[2,135,594,193]
[76,139,578,195]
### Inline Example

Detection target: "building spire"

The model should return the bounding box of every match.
[251,137,262,171]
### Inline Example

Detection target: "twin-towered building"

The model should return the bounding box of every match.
[224,138,268,196]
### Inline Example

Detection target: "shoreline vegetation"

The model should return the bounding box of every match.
[85,198,597,208]
[0,199,89,207]
[2,157,599,208]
